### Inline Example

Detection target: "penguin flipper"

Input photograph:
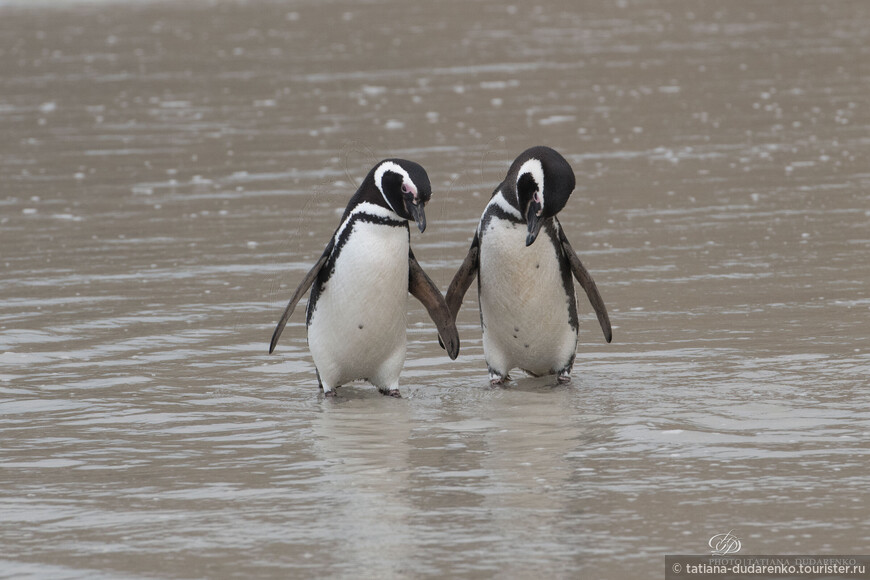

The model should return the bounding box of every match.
[444,233,480,321]
[269,240,334,353]
[408,250,460,360]
[558,229,613,343]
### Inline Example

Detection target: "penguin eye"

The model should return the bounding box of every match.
[401,183,410,194]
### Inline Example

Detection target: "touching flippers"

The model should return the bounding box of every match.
[444,233,480,321]
[269,240,334,354]
[409,250,460,359]
[558,230,612,343]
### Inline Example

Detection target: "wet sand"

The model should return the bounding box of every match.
[1,0,869,578]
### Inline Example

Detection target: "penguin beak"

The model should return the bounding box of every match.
[405,197,426,233]
[525,199,543,246]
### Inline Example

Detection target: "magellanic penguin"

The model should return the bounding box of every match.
[270,159,459,397]
[445,146,611,384]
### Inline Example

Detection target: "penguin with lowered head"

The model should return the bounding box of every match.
[445,146,611,384]
[270,159,459,397]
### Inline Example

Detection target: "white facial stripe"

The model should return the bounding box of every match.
[479,191,522,234]
[335,201,401,242]
[374,161,416,210]
[517,158,545,215]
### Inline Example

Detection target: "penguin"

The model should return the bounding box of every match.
[445,146,611,384]
[270,159,459,397]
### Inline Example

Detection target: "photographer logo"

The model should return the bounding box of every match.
[708,530,741,555]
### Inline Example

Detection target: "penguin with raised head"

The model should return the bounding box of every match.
[445,146,611,384]
[270,159,459,397]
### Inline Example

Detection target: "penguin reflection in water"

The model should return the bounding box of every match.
[270,159,459,397]
[446,146,612,385]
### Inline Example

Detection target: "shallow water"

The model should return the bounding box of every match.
[1,0,869,578]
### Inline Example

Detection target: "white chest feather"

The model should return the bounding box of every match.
[307,220,409,388]
[478,216,577,375]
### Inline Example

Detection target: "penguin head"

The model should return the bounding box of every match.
[374,159,432,232]
[512,146,576,246]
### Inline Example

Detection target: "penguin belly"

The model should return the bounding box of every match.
[307,222,409,390]
[478,218,578,377]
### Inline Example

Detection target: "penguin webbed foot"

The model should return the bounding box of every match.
[320,384,339,398]
[556,356,574,384]
[488,367,509,386]
[319,372,339,398]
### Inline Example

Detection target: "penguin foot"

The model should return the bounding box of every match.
[557,356,575,384]
[488,368,509,386]
[317,370,340,396]
[320,379,339,397]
